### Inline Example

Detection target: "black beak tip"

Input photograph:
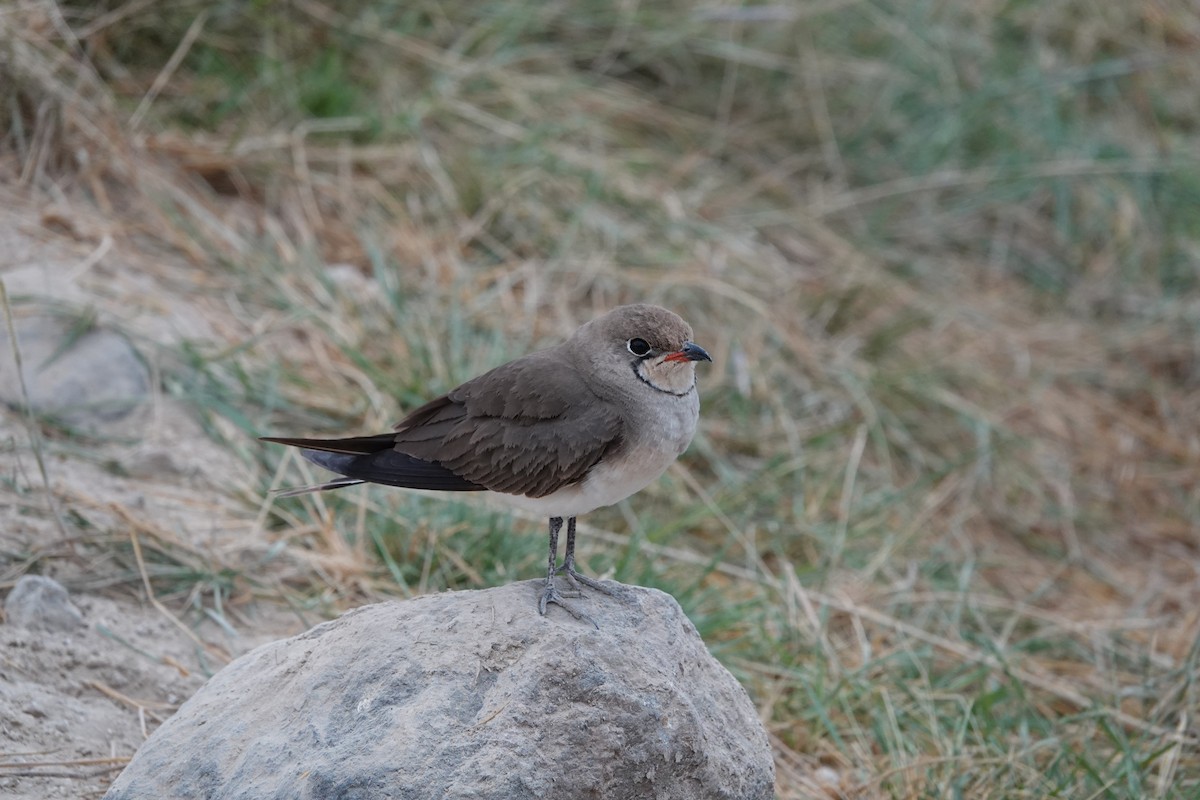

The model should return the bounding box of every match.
[683,342,712,363]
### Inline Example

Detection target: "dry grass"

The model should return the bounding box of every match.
[2,0,1199,796]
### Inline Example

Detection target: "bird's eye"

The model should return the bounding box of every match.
[627,337,652,357]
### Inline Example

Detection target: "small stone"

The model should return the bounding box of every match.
[5,575,85,632]
[0,314,149,429]
[814,765,842,789]
[104,581,775,799]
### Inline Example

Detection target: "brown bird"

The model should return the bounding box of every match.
[263,304,711,624]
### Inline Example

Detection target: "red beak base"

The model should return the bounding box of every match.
[664,342,712,363]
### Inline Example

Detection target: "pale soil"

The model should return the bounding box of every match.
[0,191,306,799]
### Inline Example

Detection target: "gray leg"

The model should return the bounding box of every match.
[538,516,596,628]
[557,516,615,595]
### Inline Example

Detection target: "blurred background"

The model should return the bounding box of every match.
[1,1,1198,797]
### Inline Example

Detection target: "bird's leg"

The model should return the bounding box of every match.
[556,516,615,595]
[538,516,596,628]
[545,516,563,587]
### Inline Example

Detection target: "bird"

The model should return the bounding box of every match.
[262,303,711,625]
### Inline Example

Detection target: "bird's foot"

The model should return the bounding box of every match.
[538,579,598,629]
[555,557,615,596]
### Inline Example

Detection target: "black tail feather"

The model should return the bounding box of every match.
[262,434,484,493]
[259,433,401,455]
[275,477,365,498]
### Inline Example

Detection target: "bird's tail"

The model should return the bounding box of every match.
[274,476,367,498]
[261,434,392,496]
[260,433,400,455]
[261,434,484,493]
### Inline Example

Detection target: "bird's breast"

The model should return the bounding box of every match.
[651,388,701,456]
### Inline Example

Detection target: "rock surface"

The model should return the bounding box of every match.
[4,575,84,632]
[103,581,775,800]
[0,313,149,429]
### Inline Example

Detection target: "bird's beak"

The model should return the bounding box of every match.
[664,341,712,363]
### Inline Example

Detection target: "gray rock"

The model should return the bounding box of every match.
[104,581,774,800]
[0,313,149,428]
[5,575,85,632]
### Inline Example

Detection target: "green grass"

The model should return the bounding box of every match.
[4,0,1199,796]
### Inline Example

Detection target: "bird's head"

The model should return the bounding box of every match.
[573,304,712,397]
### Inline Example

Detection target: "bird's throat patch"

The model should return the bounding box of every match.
[633,359,696,396]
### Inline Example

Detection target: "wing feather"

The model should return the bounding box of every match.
[392,350,623,498]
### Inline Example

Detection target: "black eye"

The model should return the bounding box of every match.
[627,337,651,357]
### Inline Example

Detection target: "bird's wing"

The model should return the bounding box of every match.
[391,351,625,498]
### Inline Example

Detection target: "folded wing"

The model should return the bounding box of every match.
[264,351,624,498]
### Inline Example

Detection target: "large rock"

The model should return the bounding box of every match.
[103,581,774,800]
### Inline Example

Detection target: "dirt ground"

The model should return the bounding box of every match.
[0,192,304,798]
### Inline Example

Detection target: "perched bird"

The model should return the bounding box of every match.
[263,304,711,624]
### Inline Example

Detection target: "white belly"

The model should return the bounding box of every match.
[502,450,673,518]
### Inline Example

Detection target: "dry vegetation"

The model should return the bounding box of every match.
[2,0,1199,797]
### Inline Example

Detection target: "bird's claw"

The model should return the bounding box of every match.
[538,580,598,629]
[554,558,615,596]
